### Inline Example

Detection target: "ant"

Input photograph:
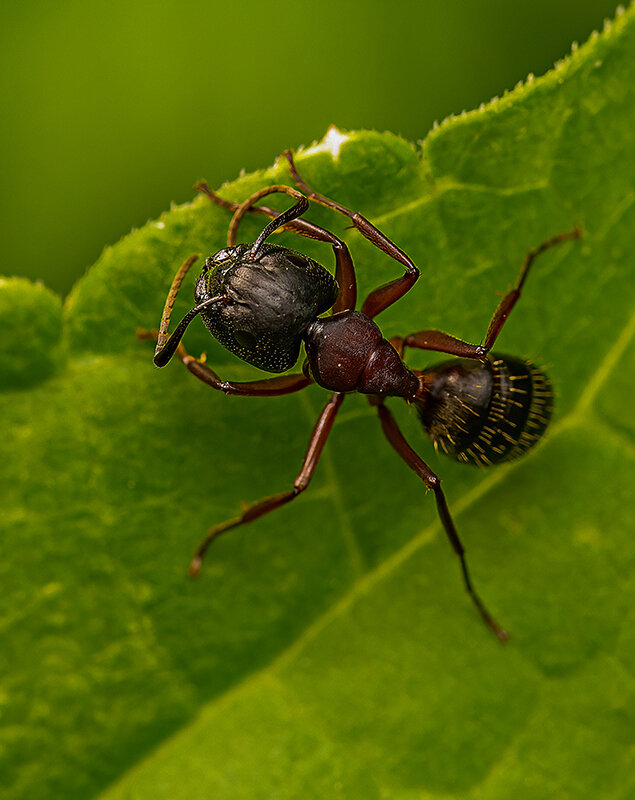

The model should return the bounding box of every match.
[142,149,580,641]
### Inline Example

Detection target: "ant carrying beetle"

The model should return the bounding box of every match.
[142,150,580,640]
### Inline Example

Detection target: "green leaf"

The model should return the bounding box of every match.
[2,8,633,799]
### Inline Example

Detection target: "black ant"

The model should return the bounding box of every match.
[142,150,580,641]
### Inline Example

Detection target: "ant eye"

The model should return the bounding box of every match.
[233,329,256,350]
[204,249,234,272]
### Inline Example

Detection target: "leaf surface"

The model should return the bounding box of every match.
[1,9,633,799]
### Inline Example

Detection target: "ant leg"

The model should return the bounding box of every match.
[284,150,418,318]
[197,180,317,243]
[371,398,508,641]
[480,227,581,352]
[391,331,489,361]
[188,391,345,575]
[139,329,312,397]
[228,185,309,255]
[197,181,357,311]
[196,180,288,242]
[395,228,582,361]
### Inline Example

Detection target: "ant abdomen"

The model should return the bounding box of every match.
[415,355,553,466]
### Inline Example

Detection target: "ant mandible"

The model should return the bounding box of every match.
[144,150,580,641]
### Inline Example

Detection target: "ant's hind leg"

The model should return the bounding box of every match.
[370,397,508,641]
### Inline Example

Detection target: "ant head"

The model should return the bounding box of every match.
[194,243,338,373]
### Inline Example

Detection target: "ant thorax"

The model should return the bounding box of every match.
[304,310,419,397]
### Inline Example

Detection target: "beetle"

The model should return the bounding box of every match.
[143,149,580,640]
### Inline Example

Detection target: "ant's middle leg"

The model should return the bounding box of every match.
[284,150,419,318]
[392,228,581,362]
[188,391,345,576]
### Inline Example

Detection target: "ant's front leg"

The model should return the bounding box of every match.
[139,329,312,397]
[197,181,357,312]
[285,150,419,318]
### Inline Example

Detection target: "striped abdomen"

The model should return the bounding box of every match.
[415,355,553,466]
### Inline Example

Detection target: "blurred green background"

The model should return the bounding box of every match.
[0,0,619,296]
